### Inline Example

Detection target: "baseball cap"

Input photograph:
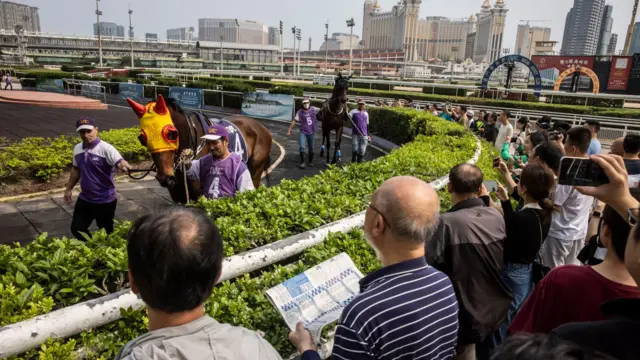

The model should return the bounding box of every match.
[76,117,96,132]
[302,96,310,104]
[201,123,229,141]
[466,110,474,117]
[357,99,366,105]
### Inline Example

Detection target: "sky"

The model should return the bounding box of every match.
[16,0,640,54]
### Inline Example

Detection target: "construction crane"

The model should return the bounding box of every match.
[623,0,639,55]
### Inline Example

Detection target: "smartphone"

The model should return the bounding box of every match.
[483,180,499,193]
[558,157,610,187]
[493,157,501,168]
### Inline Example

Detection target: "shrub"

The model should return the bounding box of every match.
[269,85,303,97]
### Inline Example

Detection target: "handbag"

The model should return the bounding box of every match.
[530,210,551,284]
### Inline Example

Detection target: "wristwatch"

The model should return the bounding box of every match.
[591,211,603,218]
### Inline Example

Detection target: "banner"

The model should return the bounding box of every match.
[35,79,64,93]
[607,56,632,91]
[81,81,102,97]
[119,83,144,102]
[168,87,203,109]
[241,92,294,121]
[531,55,595,71]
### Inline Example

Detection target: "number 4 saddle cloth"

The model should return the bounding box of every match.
[193,111,249,163]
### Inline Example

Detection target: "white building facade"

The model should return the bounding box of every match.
[198,18,268,45]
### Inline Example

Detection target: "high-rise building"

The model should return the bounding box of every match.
[629,23,640,55]
[93,22,125,38]
[268,26,280,46]
[465,31,477,60]
[167,27,195,41]
[608,33,618,55]
[319,32,361,51]
[308,37,312,51]
[145,33,158,42]
[198,18,268,44]
[362,0,381,48]
[515,25,551,58]
[596,5,613,55]
[473,0,509,64]
[560,0,606,55]
[0,1,40,32]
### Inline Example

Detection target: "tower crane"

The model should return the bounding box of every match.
[623,0,639,55]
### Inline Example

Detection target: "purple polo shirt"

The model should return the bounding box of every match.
[349,109,369,136]
[72,138,123,204]
[295,107,319,135]
[187,152,253,199]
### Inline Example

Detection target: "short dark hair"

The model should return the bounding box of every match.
[491,333,615,360]
[449,164,483,195]
[529,131,547,148]
[519,164,556,215]
[531,141,563,173]
[585,120,601,132]
[502,110,512,119]
[565,126,592,154]
[127,207,224,313]
[623,134,640,154]
[552,120,572,133]
[460,105,468,112]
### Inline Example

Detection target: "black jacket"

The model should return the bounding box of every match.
[501,203,551,264]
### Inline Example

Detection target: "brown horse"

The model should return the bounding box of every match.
[319,73,351,164]
[126,95,273,204]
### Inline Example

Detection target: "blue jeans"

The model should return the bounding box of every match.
[299,132,314,153]
[498,262,533,340]
[352,135,368,156]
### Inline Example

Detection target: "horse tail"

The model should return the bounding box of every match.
[264,154,272,187]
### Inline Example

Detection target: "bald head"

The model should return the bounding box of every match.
[610,137,624,157]
[373,176,440,244]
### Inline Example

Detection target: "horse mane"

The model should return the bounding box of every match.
[165,97,187,116]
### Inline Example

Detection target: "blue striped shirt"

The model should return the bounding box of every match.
[302,257,459,360]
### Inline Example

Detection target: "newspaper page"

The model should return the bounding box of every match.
[266,253,364,342]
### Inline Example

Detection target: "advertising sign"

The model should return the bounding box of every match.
[119,83,144,102]
[168,87,203,109]
[532,55,595,71]
[35,79,65,93]
[241,92,294,122]
[607,56,632,91]
[81,81,102,97]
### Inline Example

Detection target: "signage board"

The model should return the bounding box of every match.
[607,56,632,91]
[119,83,144,102]
[241,92,295,122]
[35,79,65,93]
[81,81,102,97]
[168,87,203,109]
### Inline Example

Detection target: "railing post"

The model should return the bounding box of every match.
[221,91,225,108]
[154,86,157,100]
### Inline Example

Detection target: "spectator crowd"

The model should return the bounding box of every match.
[112,108,640,360]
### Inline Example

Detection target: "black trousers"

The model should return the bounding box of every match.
[70,198,117,240]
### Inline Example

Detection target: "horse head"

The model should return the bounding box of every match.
[333,72,352,103]
[126,94,180,189]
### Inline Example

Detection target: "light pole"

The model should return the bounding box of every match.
[291,26,297,76]
[128,6,134,68]
[219,23,224,75]
[296,28,301,76]
[95,0,103,67]
[324,22,329,73]
[279,21,284,75]
[346,18,355,75]
[360,40,364,77]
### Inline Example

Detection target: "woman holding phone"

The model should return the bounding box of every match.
[494,164,556,339]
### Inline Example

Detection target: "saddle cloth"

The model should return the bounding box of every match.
[193,111,249,163]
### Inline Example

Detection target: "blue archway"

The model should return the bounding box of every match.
[480,55,543,98]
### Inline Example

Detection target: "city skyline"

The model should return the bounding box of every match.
[5,0,640,56]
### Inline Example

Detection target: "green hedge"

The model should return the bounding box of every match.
[0,128,148,183]
[0,107,502,359]
[269,85,304,97]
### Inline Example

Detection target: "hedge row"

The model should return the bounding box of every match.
[0,128,149,183]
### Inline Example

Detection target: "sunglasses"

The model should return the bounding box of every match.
[363,193,391,229]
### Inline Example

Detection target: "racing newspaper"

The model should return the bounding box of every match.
[266,253,364,342]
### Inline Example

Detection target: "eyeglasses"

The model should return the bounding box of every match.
[363,193,391,229]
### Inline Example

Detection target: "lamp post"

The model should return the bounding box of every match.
[296,28,301,76]
[346,18,355,75]
[360,40,365,77]
[128,6,134,68]
[291,26,297,76]
[95,0,103,67]
[279,21,284,75]
[219,23,224,75]
[324,22,329,73]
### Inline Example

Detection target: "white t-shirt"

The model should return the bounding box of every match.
[494,122,513,150]
[547,184,594,241]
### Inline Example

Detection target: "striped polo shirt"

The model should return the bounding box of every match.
[302,257,459,360]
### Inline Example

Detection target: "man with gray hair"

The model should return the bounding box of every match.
[427,164,512,360]
[289,176,459,360]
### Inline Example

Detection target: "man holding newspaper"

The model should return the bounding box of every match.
[288,176,459,360]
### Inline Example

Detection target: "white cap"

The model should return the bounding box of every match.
[466,110,474,117]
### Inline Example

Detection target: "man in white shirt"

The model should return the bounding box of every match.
[494,110,514,151]
[542,126,594,268]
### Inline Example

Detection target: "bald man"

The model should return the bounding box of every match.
[289,176,459,360]
[610,137,624,157]
[427,164,511,360]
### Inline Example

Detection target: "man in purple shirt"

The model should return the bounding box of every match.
[187,123,254,200]
[65,118,131,240]
[348,99,372,163]
[288,97,319,169]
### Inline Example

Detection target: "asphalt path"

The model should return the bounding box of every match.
[0,103,383,245]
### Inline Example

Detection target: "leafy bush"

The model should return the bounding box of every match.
[0,128,148,182]
[269,85,304,97]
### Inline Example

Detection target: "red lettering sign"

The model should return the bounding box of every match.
[531,56,595,71]
[607,56,632,91]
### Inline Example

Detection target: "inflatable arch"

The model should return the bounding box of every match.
[553,66,600,94]
[480,55,543,98]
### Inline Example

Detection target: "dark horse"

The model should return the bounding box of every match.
[319,73,351,164]
[126,95,273,204]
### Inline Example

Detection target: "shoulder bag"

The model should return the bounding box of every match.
[530,209,551,284]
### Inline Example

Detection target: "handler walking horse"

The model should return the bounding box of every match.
[319,73,351,164]
[126,95,273,204]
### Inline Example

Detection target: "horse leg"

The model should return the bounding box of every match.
[332,127,344,164]
[320,133,326,157]
[325,133,331,164]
